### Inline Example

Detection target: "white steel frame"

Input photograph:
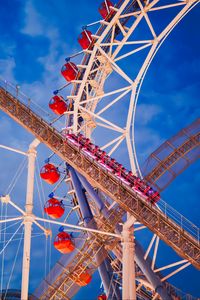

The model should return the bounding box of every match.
[68,0,199,176]
[64,0,199,297]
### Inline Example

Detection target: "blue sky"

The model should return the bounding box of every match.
[0,0,199,299]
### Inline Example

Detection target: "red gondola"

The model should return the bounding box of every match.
[61,62,78,82]
[54,232,75,254]
[49,95,68,115]
[40,163,60,184]
[75,271,92,286]
[99,1,114,19]
[78,30,93,49]
[44,198,65,219]
[98,294,107,300]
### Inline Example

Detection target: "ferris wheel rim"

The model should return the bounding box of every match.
[132,0,200,178]
[66,0,199,176]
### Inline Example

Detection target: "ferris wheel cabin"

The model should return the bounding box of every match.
[75,271,92,286]
[98,1,114,19]
[61,62,79,82]
[54,232,75,254]
[49,95,68,115]
[44,198,65,219]
[98,294,107,300]
[40,163,60,184]
[78,30,93,49]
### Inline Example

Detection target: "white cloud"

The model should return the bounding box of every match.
[0,58,16,82]
[21,0,45,37]
[135,127,164,163]
[19,0,70,110]
[136,103,163,125]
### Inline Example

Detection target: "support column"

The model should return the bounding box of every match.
[76,170,171,299]
[21,140,39,300]
[122,221,136,300]
[68,166,121,300]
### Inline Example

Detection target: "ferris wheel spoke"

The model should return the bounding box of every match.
[111,7,146,59]
[149,1,186,12]
[107,135,125,156]
[135,41,158,84]
[144,233,157,260]
[96,89,131,116]
[157,0,198,42]
[161,262,191,282]
[116,19,127,37]
[114,42,152,62]
[101,39,153,46]
[139,4,157,39]
[125,133,137,173]
[151,236,159,270]
[97,46,134,84]
[0,222,23,255]
[109,23,116,56]
[101,134,125,151]
[79,106,125,133]
[95,122,123,133]
[154,259,188,273]
[79,86,131,106]
[134,225,146,231]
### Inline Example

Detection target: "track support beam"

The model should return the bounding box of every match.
[122,217,136,300]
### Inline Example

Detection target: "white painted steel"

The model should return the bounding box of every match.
[122,216,136,300]
[0,144,27,156]
[35,217,121,239]
[21,144,38,300]
[69,0,199,176]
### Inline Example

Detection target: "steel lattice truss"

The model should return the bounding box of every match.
[143,118,200,191]
[65,0,199,174]
[0,85,199,299]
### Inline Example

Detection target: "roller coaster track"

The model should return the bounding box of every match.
[143,118,200,191]
[0,86,199,267]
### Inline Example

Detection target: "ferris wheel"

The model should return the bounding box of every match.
[0,0,199,300]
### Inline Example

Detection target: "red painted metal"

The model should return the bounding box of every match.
[44,198,65,219]
[99,1,114,19]
[78,30,93,49]
[61,62,78,82]
[98,294,107,300]
[40,163,60,184]
[54,232,75,254]
[49,95,68,115]
[66,133,160,204]
[75,271,92,286]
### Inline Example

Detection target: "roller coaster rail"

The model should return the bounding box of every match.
[143,118,200,191]
[0,79,199,272]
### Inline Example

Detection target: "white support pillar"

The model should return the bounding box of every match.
[122,216,136,300]
[21,139,39,300]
